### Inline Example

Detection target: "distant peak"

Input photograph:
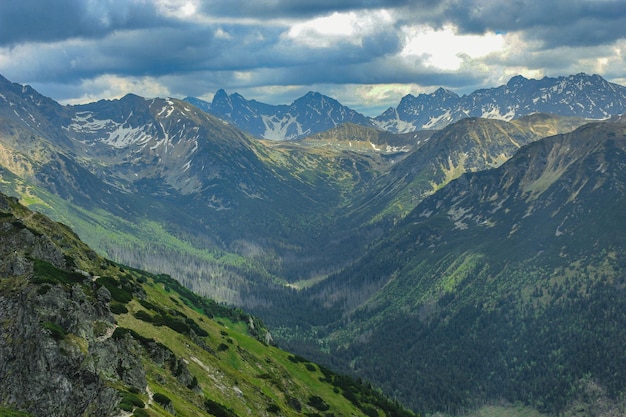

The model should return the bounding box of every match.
[304,91,322,99]
[507,74,529,88]
[433,87,459,98]
[294,91,333,106]
[121,93,143,100]
[212,89,232,108]
[567,72,603,82]
[213,88,228,99]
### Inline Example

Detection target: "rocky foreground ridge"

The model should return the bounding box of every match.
[0,193,141,416]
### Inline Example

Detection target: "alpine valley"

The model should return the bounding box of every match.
[1,71,626,416]
[0,191,413,417]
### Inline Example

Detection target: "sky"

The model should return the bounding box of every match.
[1,0,625,116]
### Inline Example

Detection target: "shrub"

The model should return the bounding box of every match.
[33,259,85,286]
[286,396,302,412]
[266,403,281,413]
[307,396,330,411]
[163,316,190,334]
[119,390,145,411]
[185,317,209,337]
[111,327,152,346]
[97,276,133,303]
[110,303,128,314]
[204,398,238,417]
[153,393,172,408]
[42,321,66,340]
[134,310,154,323]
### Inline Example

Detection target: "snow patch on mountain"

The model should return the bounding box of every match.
[157,100,177,119]
[65,111,154,148]
[261,114,306,140]
[106,124,153,149]
[424,110,453,129]
[480,105,517,120]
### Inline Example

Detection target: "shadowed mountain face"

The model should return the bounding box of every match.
[300,122,626,415]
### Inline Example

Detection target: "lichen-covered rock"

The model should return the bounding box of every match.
[0,203,146,416]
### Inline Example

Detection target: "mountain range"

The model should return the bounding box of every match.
[185,73,626,139]
[1,71,626,416]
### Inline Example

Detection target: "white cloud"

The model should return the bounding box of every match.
[400,25,505,70]
[285,9,394,48]
[214,28,231,40]
[154,0,198,20]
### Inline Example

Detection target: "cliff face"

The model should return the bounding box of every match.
[0,193,145,417]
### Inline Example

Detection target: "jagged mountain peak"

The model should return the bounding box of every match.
[293,91,345,111]
[302,90,322,98]
[213,87,228,97]
[186,88,374,140]
[375,72,626,132]
[506,74,529,89]
[432,86,459,99]
[184,73,626,139]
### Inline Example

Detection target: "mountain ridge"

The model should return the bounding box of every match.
[185,89,376,141]
[0,72,398,308]
[185,73,626,140]
[0,71,593,310]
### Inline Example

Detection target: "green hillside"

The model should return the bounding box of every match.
[0,192,415,417]
[299,122,626,415]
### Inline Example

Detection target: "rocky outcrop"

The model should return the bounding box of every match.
[0,193,146,416]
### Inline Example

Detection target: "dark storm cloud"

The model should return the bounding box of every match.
[8,9,402,86]
[0,0,169,47]
[441,0,626,47]
[197,0,419,18]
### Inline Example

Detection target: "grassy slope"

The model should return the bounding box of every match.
[1,194,415,417]
[103,271,416,417]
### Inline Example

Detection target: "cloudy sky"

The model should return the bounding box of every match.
[1,0,625,115]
